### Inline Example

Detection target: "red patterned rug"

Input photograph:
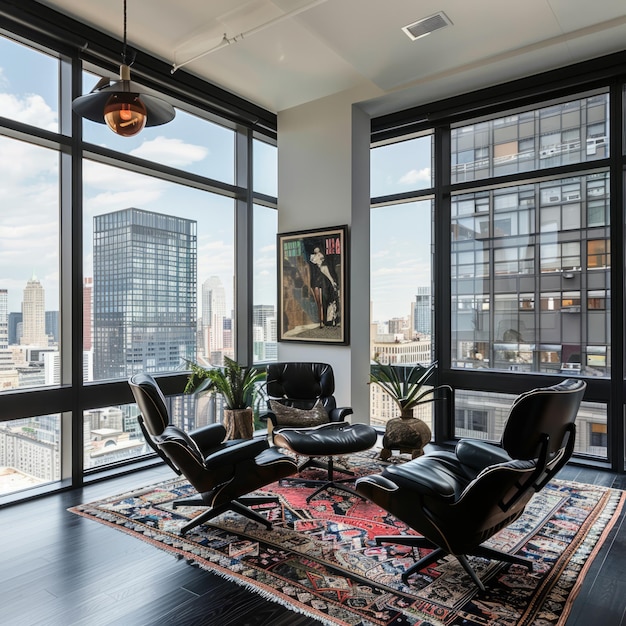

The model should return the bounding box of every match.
[70,452,624,626]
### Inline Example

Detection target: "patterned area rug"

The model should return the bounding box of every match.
[70,452,624,626]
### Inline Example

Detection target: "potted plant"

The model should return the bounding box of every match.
[369,360,448,460]
[184,356,266,440]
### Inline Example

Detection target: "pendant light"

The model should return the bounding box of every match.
[72,0,175,137]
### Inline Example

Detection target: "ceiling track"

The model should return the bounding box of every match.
[171,0,329,74]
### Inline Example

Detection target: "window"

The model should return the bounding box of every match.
[0,414,61,495]
[451,93,609,183]
[451,170,609,376]
[590,423,607,448]
[371,134,433,197]
[370,199,433,425]
[252,204,278,363]
[588,239,610,268]
[0,136,60,392]
[0,21,273,498]
[372,60,624,466]
[253,139,277,197]
[84,161,235,382]
[455,408,488,433]
[0,36,59,133]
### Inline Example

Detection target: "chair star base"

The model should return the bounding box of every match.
[375,535,533,591]
[173,494,281,535]
[282,456,365,502]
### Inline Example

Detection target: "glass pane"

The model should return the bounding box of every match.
[371,134,433,197]
[0,35,59,133]
[452,92,609,183]
[0,414,61,495]
[455,389,607,459]
[81,72,235,184]
[370,200,433,425]
[84,403,147,470]
[252,205,277,363]
[0,137,60,391]
[83,160,235,381]
[84,392,228,470]
[451,173,610,376]
[253,138,277,197]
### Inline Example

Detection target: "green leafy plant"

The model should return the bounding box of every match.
[369,360,444,415]
[184,356,265,410]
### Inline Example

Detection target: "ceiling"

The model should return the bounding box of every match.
[37,0,626,116]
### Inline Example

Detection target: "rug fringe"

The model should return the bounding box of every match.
[188,559,342,626]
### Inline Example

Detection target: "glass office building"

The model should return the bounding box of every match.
[93,208,197,380]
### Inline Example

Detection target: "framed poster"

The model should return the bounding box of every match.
[277,225,348,344]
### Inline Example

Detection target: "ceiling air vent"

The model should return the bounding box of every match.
[402,12,452,41]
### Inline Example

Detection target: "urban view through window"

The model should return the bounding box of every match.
[0,34,279,495]
[0,31,612,496]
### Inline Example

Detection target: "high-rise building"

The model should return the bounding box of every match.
[21,275,48,347]
[0,289,13,372]
[45,311,59,344]
[414,286,432,335]
[93,208,197,380]
[388,317,409,337]
[83,277,93,351]
[252,305,275,339]
[201,276,226,362]
[252,304,277,362]
[8,312,22,346]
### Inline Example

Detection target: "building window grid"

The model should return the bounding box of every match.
[451,93,609,183]
[374,87,621,462]
[451,164,611,376]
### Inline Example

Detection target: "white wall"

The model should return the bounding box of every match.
[277,84,379,423]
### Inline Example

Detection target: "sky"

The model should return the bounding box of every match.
[0,33,432,323]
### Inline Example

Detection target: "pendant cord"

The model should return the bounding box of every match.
[121,0,136,67]
[122,0,128,66]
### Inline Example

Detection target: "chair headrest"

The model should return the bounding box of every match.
[502,378,586,460]
[128,373,170,436]
[266,362,335,400]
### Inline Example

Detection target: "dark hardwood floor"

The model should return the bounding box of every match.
[1,463,625,626]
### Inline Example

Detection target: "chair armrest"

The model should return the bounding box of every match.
[355,473,399,494]
[456,439,512,472]
[384,457,462,498]
[329,407,353,422]
[189,423,227,453]
[203,437,269,469]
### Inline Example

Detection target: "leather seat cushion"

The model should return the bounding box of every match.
[275,422,377,456]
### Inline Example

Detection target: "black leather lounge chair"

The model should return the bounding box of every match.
[356,378,587,590]
[129,373,298,535]
[265,362,378,502]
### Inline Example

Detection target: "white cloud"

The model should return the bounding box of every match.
[82,160,167,216]
[197,238,234,278]
[130,136,208,167]
[0,133,60,309]
[0,93,57,131]
[398,168,431,185]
